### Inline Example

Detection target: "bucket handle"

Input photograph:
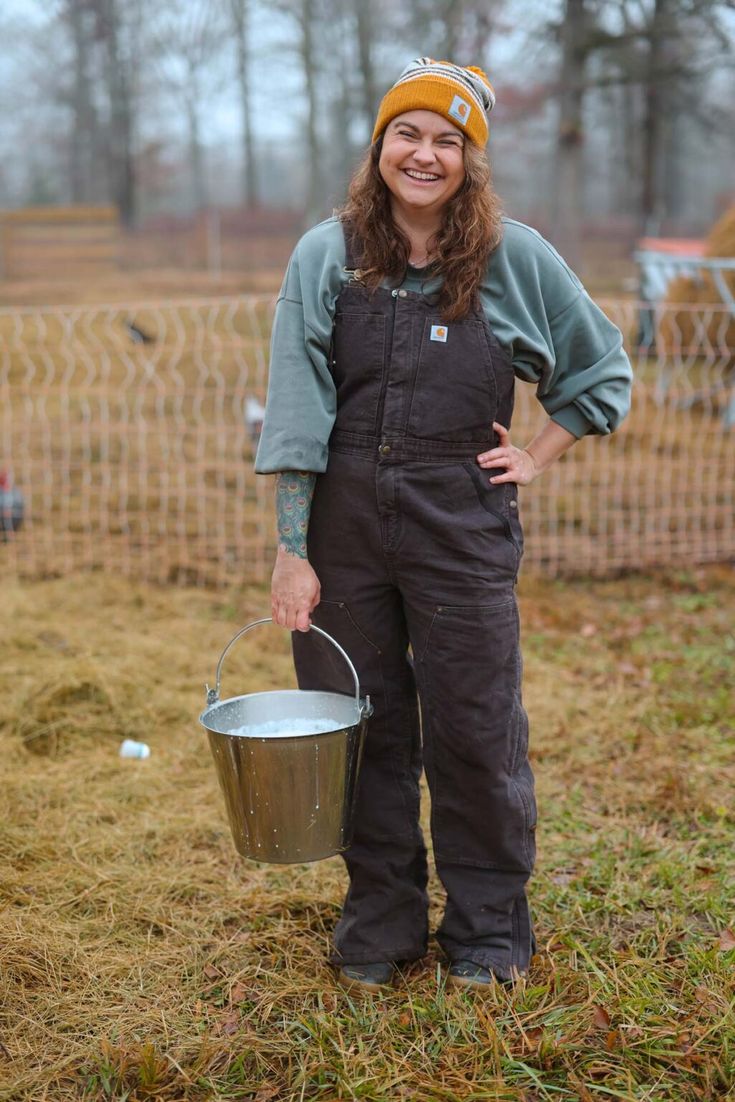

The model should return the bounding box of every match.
[205,617,371,717]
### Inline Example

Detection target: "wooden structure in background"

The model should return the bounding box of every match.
[0,206,120,280]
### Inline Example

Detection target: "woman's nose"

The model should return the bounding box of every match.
[412,141,437,165]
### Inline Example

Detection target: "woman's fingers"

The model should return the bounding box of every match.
[294,607,312,632]
[493,421,510,445]
[477,450,510,468]
[273,602,308,631]
[478,421,511,465]
[270,556,320,632]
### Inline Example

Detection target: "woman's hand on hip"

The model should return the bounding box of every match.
[271,548,321,632]
[476,422,538,486]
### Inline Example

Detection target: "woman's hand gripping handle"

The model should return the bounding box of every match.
[271,472,321,632]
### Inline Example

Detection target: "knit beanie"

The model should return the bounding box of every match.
[372,57,495,147]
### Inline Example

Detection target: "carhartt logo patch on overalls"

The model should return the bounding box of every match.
[430,325,448,342]
[448,95,471,127]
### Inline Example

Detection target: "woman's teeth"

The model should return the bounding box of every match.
[404,169,440,181]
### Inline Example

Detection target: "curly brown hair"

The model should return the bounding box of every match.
[339,138,504,321]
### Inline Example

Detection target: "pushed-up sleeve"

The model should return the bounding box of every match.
[536,289,633,438]
[500,223,633,438]
[254,221,344,473]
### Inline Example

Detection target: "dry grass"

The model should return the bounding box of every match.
[1,567,733,1101]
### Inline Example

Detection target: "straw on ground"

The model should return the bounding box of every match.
[1,567,733,1101]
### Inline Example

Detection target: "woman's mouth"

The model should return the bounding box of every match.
[402,169,441,183]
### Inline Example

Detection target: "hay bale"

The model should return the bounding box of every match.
[15,664,134,757]
[663,205,735,356]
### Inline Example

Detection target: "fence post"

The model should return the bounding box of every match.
[206,208,222,281]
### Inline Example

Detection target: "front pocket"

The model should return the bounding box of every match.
[462,461,520,550]
[406,318,498,442]
[332,312,386,434]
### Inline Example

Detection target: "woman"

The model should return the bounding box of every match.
[255,58,632,993]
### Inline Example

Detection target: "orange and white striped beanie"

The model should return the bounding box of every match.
[372,57,495,147]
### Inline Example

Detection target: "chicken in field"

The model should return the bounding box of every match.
[246,396,265,447]
[124,318,156,345]
[0,470,24,536]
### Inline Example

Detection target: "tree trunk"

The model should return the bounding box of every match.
[98,0,137,226]
[332,6,355,187]
[66,0,97,203]
[443,0,464,60]
[231,0,258,208]
[355,0,378,123]
[185,87,208,210]
[554,0,586,272]
[640,0,676,233]
[300,0,322,222]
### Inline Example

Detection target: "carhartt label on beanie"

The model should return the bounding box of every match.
[372,57,495,147]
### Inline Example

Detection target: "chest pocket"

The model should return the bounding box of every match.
[406,318,498,442]
[331,311,387,435]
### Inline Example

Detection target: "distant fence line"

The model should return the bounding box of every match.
[1,296,733,587]
[0,206,121,281]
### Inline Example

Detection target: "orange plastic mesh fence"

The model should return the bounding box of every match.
[2,297,733,586]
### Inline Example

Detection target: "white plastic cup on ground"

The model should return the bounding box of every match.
[119,738,151,759]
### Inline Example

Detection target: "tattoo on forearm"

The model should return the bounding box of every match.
[275,471,316,558]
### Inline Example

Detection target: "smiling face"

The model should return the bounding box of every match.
[378,109,466,220]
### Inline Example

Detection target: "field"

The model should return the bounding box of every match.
[2,565,733,1101]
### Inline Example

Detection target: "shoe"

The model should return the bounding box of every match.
[337,961,395,993]
[446,959,495,989]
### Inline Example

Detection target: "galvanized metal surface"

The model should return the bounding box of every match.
[200,620,371,864]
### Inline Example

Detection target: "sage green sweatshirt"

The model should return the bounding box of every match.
[255,216,632,474]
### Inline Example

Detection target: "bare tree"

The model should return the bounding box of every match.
[63,0,99,203]
[230,0,258,208]
[150,0,229,211]
[272,0,324,221]
[92,0,141,225]
[404,0,504,65]
[554,0,587,269]
[354,0,379,122]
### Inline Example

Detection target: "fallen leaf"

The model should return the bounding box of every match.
[219,1011,240,1036]
[592,1004,612,1029]
[580,623,597,638]
[229,983,249,1004]
[717,928,735,951]
[523,1026,544,1050]
[694,986,719,1013]
[605,1029,622,1050]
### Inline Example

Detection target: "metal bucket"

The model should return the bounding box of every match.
[199,618,372,863]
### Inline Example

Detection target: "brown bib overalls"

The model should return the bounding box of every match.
[292,228,536,980]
